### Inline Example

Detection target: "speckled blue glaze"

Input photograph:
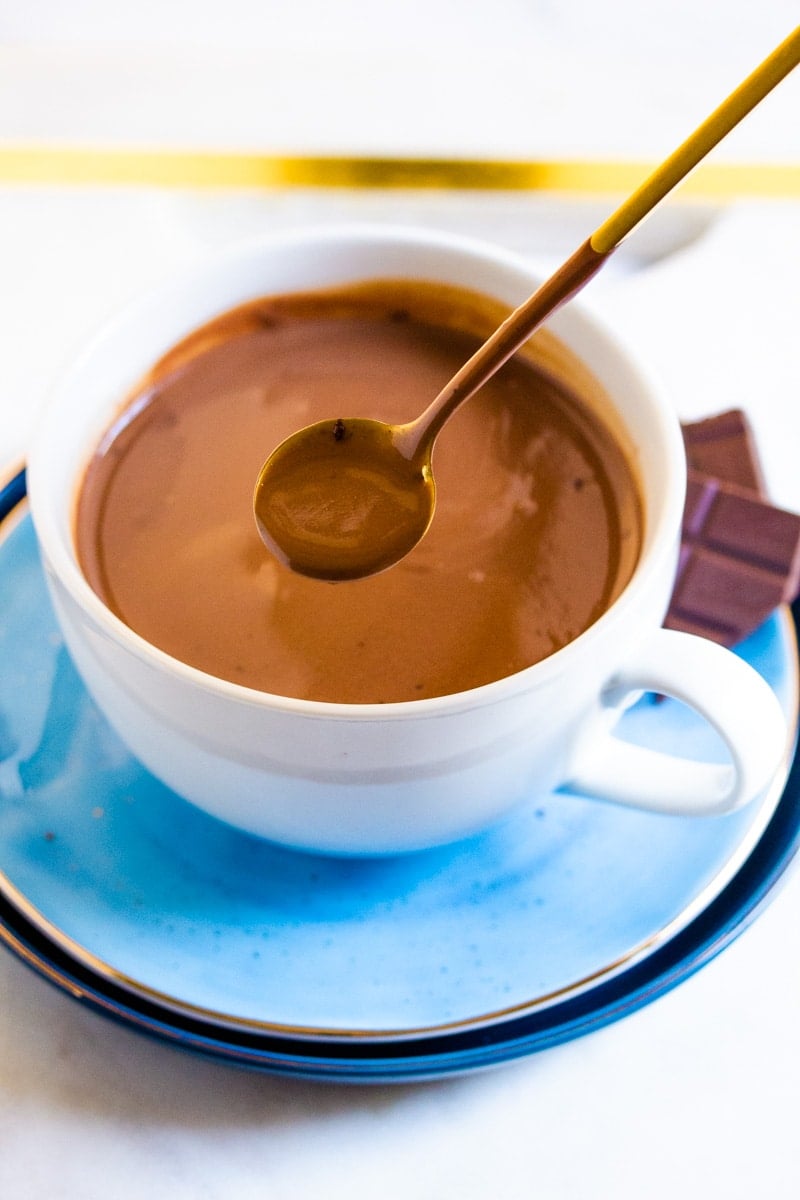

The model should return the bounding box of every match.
[1,470,799,1079]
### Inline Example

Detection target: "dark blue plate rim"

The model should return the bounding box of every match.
[2,466,800,1082]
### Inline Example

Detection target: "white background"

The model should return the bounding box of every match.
[1,4,799,1197]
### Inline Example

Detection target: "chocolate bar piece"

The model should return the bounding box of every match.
[665,471,800,645]
[666,409,800,645]
[681,408,765,494]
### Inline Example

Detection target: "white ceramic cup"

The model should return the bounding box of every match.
[26,226,788,854]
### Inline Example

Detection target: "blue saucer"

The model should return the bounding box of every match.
[1,467,799,1081]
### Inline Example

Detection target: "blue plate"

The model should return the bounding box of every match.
[1,467,799,1081]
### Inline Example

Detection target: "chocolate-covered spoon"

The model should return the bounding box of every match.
[254,28,799,581]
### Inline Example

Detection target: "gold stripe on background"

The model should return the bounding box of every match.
[1,146,800,197]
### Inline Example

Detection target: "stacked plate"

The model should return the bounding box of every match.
[1,469,798,1082]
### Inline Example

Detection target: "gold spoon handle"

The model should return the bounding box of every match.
[593,25,800,252]
[400,26,800,457]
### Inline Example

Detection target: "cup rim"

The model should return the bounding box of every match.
[27,223,687,720]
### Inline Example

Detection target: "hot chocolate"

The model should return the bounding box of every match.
[75,280,643,703]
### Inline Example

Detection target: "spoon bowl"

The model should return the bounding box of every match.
[254,417,435,580]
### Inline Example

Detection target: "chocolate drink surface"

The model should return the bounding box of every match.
[75,281,643,703]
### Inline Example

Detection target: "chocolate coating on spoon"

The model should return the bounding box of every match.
[253,417,435,581]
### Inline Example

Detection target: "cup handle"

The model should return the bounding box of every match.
[564,627,789,816]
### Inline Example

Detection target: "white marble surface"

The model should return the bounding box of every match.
[1,5,800,1197]
[2,0,799,157]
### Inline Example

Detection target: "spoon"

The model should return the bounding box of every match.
[254,27,800,581]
